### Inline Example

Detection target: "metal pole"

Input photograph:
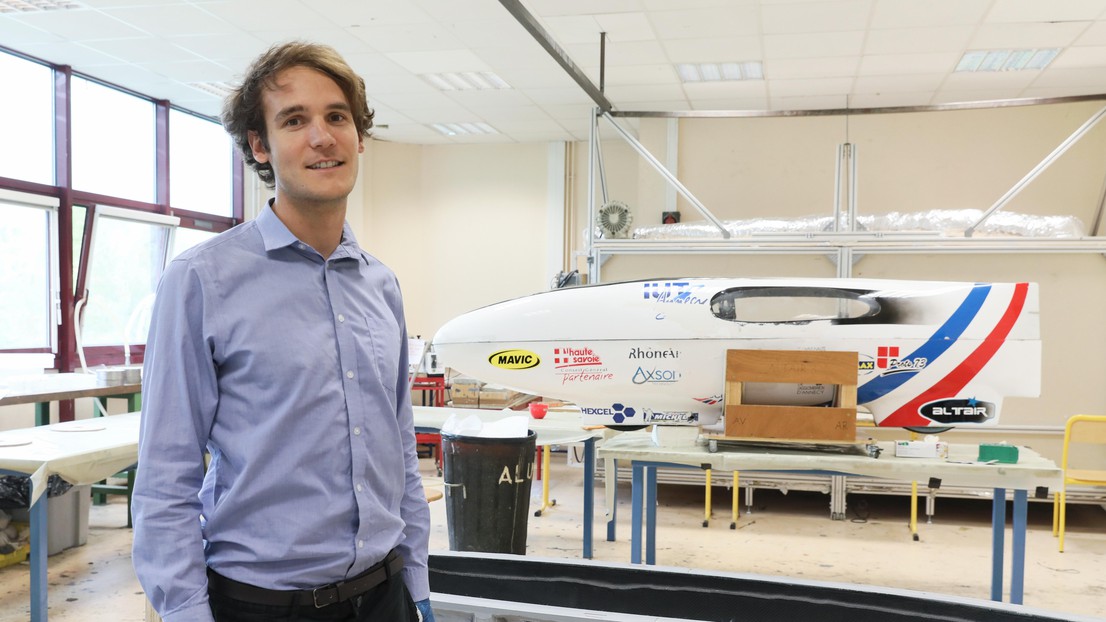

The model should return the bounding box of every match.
[587,108,600,282]
[966,104,1106,236]
[600,111,731,239]
[833,144,843,232]
[848,143,858,232]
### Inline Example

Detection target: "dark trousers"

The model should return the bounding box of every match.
[208,569,418,622]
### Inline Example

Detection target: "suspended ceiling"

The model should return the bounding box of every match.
[3,0,1106,144]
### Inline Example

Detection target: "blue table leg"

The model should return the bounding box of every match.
[991,487,1006,602]
[607,459,618,542]
[583,438,595,559]
[646,465,657,565]
[631,463,643,564]
[30,494,47,622]
[1011,489,1028,604]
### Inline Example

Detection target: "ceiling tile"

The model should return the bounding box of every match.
[662,36,762,63]
[870,0,990,29]
[1073,20,1106,44]
[760,0,873,35]
[986,0,1106,23]
[847,91,934,108]
[104,4,235,36]
[592,63,677,86]
[567,40,669,66]
[864,26,974,54]
[12,9,147,40]
[769,93,850,110]
[528,0,646,17]
[764,31,865,59]
[167,32,269,64]
[543,14,604,45]
[858,52,959,76]
[594,12,655,41]
[771,77,854,97]
[1051,45,1106,67]
[17,41,127,67]
[681,80,767,100]
[971,21,1089,49]
[650,7,761,39]
[0,15,63,45]
[85,37,203,63]
[306,0,433,26]
[765,56,860,79]
[384,49,491,74]
[853,73,946,93]
[198,0,334,32]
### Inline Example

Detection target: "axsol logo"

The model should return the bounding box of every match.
[488,349,540,369]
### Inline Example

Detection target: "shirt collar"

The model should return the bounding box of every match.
[255,199,363,261]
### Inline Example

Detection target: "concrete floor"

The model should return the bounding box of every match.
[1,454,1104,622]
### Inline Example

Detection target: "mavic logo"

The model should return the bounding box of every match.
[488,349,540,370]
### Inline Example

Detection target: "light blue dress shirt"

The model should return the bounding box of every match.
[132,203,430,622]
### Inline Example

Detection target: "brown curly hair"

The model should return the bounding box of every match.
[222,41,374,187]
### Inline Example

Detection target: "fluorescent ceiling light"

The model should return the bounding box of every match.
[955,48,1059,72]
[0,0,82,10]
[420,71,511,91]
[430,122,498,136]
[676,61,763,82]
[188,81,236,98]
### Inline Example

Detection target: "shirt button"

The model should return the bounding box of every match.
[337,314,345,323]
[346,370,354,379]
[353,427,361,435]
[356,483,363,492]
[357,540,364,549]
[297,243,306,250]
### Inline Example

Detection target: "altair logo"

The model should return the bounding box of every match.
[919,398,995,424]
[488,349,540,370]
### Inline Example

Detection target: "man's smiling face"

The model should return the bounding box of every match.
[248,66,364,211]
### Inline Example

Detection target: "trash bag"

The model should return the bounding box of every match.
[0,475,73,510]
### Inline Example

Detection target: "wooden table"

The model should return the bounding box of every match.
[599,432,1062,605]
[1,373,142,426]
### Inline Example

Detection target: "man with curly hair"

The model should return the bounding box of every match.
[132,41,434,622]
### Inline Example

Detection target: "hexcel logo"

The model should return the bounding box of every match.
[488,349,540,370]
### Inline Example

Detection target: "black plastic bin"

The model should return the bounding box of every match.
[441,430,536,555]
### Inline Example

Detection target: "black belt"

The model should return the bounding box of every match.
[207,549,404,609]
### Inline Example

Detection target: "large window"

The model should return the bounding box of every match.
[0,45,241,380]
[0,51,54,185]
[80,207,177,350]
[71,76,157,203]
[0,191,58,350]
[170,109,234,217]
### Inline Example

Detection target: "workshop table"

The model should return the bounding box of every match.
[598,432,1062,605]
[412,405,603,558]
[0,412,140,622]
[1,373,142,426]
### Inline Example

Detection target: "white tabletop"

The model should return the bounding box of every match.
[598,432,1062,491]
[413,405,603,446]
[0,413,140,505]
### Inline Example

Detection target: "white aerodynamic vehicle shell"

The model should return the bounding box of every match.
[432,278,1040,429]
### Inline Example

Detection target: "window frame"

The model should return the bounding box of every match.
[0,44,243,380]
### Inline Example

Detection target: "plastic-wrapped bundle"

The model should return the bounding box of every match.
[0,475,73,510]
[630,208,1085,239]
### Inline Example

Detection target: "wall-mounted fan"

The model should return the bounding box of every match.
[596,200,633,238]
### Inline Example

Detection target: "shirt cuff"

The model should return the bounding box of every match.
[402,564,431,602]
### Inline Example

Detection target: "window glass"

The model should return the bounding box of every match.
[172,227,217,258]
[81,207,176,347]
[71,77,156,203]
[0,198,53,349]
[0,51,54,184]
[72,204,87,296]
[170,109,234,216]
[710,287,880,324]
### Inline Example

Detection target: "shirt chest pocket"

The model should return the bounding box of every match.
[355,312,402,396]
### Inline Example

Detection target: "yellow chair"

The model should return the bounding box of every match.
[1053,414,1106,552]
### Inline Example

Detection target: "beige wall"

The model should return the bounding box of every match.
[357,140,555,342]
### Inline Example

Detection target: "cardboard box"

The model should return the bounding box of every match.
[448,378,482,408]
[10,484,90,556]
[478,386,529,410]
[894,440,948,458]
[723,349,858,442]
